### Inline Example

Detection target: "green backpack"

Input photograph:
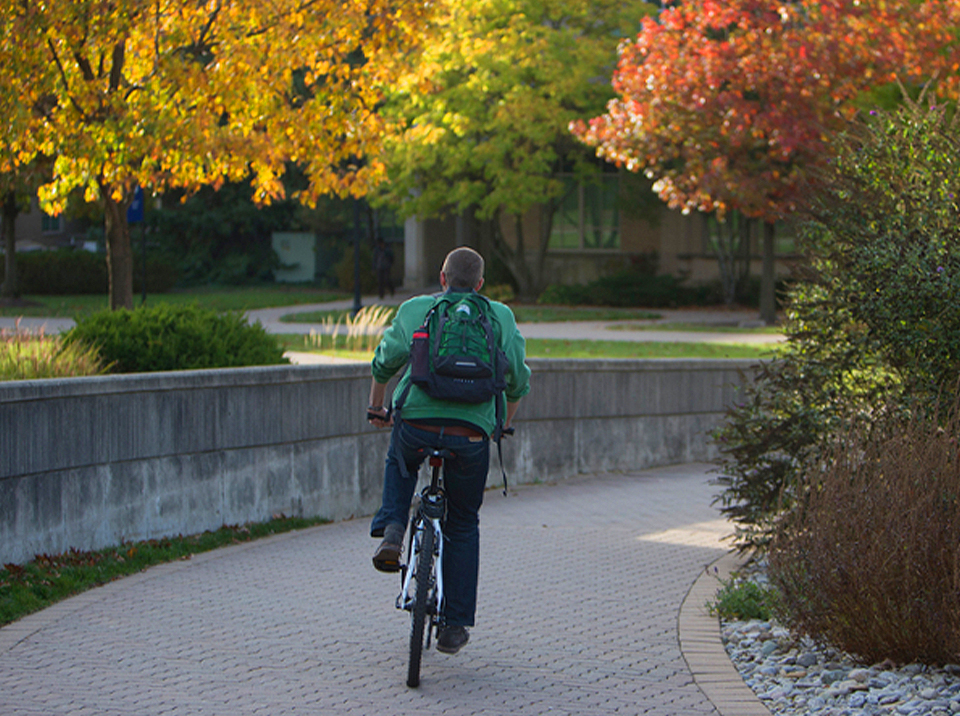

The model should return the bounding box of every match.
[408,292,508,405]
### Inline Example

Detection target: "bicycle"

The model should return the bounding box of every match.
[397,444,450,688]
[394,426,514,688]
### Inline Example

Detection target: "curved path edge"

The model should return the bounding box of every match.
[680,549,774,716]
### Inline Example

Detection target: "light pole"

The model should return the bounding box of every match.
[353,197,362,316]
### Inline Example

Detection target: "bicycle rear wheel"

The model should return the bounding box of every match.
[407,523,435,688]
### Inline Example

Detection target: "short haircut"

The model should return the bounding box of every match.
[442,247,484,290]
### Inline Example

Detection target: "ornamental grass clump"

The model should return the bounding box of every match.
[769,402,960,665]
[0,323,107,380]
[307,304,393,353]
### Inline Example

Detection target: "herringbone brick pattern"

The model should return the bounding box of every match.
[0,463,732,716]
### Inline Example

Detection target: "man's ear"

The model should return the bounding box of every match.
[439,271,448,289]
[476,277,484,292]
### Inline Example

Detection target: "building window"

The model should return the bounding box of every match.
[701,213,799,257]
[549,174,620,250]
[41,212,61,233]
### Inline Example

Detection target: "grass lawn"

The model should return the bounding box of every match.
[0,515,328,627]
[279,304,665,324]
[525,338,777,359]
[0,286,348,320]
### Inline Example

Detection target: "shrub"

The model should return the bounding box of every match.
[711,281,900,550]
[803,96,960,401]
[0,249,178,295]
[5,250,107,294]
[334,243,376,294]
[538,271,718,308]
[0,326,108,380]
[483,283,515,303]
[712,97,960,550]
[769,402,960,665]
[64,303,288,373]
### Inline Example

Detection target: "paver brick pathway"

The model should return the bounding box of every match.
[0,463,733,716]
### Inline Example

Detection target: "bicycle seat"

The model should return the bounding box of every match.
[417,446,456,461]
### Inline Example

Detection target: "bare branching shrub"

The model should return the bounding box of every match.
[769,402,960,665]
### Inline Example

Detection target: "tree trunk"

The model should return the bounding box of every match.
[103,191,134,310]
[707,213,741,306]
[738,214,752,301]
[477,211,538,300]
[1,190,18,300]
[760,221,777,325]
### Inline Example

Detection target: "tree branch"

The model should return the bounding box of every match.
[46,39,89,121]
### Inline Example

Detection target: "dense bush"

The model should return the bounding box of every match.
[803,100,960,401]
[0,249,178,295]
[538,272,721,307]
[712,98,960,550]
[64,303,288,373]
[712,280,900,548]
[769,403,960,665]
[149,181,292,285]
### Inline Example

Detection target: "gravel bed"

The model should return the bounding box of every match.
[720,565,960,716]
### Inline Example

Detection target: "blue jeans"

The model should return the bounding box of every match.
[371,421,490,627]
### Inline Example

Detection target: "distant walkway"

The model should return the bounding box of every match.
[0,464,741,716]
[0,290,782,349]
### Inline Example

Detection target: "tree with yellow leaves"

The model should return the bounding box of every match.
[0,0,429,309]
[376,0,654,299]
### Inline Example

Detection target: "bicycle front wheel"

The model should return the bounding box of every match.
[407,523,435,688]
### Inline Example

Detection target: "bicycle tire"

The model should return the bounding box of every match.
[407,522,435,688]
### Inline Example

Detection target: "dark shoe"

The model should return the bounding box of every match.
[372,523,405,573]
[436,626,469,654]
[372,538,402,573]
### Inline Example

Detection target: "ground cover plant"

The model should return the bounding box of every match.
[708,575,778,622]
[0,515,328,627]
[0,324,107,380]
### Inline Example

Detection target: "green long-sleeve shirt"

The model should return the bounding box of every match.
[371,291,531,437]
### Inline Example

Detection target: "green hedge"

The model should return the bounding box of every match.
[0,250,178,294]
[65,303,289,373]
[538,272,721,308]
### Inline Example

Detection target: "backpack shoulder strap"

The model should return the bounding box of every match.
[392,295,443,418]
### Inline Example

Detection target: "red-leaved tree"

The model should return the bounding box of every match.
[573,0,959,319]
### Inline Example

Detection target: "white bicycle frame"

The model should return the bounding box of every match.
[399,514,444,615]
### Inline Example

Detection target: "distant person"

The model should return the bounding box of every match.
[366,246,531,654]
[373,238,395,299]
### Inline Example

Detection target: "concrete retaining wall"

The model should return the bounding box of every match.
[0,359,752,565]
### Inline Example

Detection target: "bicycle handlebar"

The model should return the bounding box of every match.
[367,407,392,422]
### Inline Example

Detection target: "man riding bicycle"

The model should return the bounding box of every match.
[366,247,531,655]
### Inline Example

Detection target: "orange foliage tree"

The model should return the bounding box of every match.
[0,0,429,309]
[573,0,959,317]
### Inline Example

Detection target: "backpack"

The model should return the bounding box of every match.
[392,291,514,493]
[409,292,508,405]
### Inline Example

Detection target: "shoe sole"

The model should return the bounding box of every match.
[436,633,469,654]
[372,543,402,573]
